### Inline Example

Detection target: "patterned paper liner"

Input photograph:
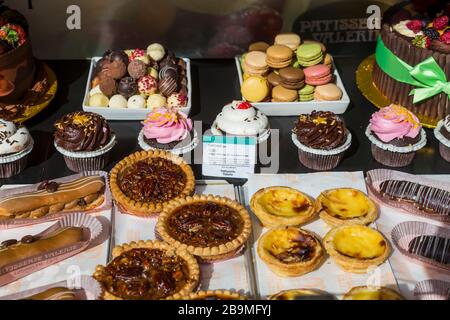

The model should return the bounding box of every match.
[291,131,352,155]
[0,170,112,229]
[0,138,34,164]
[137,128,199,155]
[0,275,102,300]
[434,120,450,148]
[391,221,449,273]
[54,134,117,159]
[414,279,450,300]
[365,126,427,153]
[366,169,450,224]
[0,212,102,287]
[211,121,271,144]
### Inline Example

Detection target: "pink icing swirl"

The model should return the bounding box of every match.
[142,108,193,144]
[369,104,421,142]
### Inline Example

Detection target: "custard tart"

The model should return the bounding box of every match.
[269,289,336,300]
[177,290,247,300]
[156,194,252,262]
[257,227,324,277]
[250,186,316,228]
[110,150,195,216]
[323,225,390,274]
[93,240,199,300]
[343,286,405,300]
[315,188,378,227]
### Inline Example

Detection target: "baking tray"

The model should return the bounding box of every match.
[235,56,350,116]
[82,57,192,120]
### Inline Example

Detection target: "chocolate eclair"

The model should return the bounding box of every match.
[408,235,449,265]
[22,287,77,300]
[54,112,111,152]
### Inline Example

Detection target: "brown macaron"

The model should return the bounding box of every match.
[314,83,343,101]
[267,72,281,87]
[266,45,293,69]
[272,85,298,102]
[278,67,305,90]
[248,41,270,52]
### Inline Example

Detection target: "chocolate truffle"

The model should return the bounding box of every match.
[118,77,138,99]
[102,60,127,80]
[109,50,129,65]
[99,76,117,97]
[159,65,178,80]
[128,60,147,79]
[158,77,178,97]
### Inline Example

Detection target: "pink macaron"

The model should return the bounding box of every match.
[304,64,332,86]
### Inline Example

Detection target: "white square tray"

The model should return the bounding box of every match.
[235,56,350,116]
[82,57,192,120]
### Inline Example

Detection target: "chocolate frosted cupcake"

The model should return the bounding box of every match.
[54,111,116,172]
[434,115,450,163]
[291,111,351,170]
[0,119,33,178]
[366,105,426,167]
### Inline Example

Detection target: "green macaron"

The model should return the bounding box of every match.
[296,43,323,67]
[298,84,315,101]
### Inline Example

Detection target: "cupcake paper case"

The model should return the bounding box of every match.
[434,116,450,163]
[0,119,34,178]
[366,105,426,167]
[54,111,116,172]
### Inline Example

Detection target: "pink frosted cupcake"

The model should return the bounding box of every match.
[365,104,426,167]
[137,108,198,154]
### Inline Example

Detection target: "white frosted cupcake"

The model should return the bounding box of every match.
[211,100,270,143]
[0,119,33,178]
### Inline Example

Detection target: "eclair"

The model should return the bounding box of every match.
[22,287,77,300]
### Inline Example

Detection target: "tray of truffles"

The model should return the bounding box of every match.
[83,44,191,120]
[235,34,350,116]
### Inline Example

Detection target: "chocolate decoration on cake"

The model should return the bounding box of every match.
[408,235,449,265]
[379,180,450,216]
[54,111,111,152]
[117,77,137,98]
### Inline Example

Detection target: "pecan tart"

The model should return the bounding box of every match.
[269,289,336,300]
[110,150,195,216]
[343,286,405,300]
[176,290,247,300]
[250,186,316,228]
[156,194,252,262]
[257,227,324,277]
[323,225,390,274]
[315,188,378,227]
[93,240,199,300]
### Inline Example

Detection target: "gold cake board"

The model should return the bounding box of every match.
[356,55,436,129]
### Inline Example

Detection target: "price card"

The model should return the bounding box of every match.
[202,135,256,178]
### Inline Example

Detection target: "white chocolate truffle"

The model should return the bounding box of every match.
[146,43,165,62]
[147,94,167,110]
[109,94,128,108]
[148,67,159,80]
[127,94,146,109]
[89,85,102,96]
[89,93,109,107]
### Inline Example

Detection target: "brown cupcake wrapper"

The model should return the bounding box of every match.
[438,143,450,163]
[0,171,112,229]
[0,212,103,287]
[62,151,111,172]
[371,144,416,167]
[366,169,450,224]
[391,221,450,273]
[0,275,102,300]
[297,149,345,171]
[414,280,450,300]
[0,154,29,178]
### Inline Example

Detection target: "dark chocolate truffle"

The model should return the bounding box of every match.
[118,77,138,98]
[159,65,178,80]
[158,77,178,97]
[128,60,147,79]
[109,50,129,65]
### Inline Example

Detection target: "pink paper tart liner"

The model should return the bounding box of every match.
[0,212,103,287]
[366,169,450,224]
[414,280,450,300]
[137,128,199,155]
[391,221,449,273]
[0,275,102,300]
[0,170,112,229]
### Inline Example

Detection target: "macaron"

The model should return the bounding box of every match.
[241,76,269,102]
[303,40,327,53]
[248,41,270,52]
[266,45,293,69]
[275,33,301,51]
[314,83,343,101]
[272,85,298,102]
[278,67,305,90]
[296,43,323,67]
[267,71,281,87]
[243,51,269,76]
[298,85,315,101]
[304,64,332,86]
[324,53,333,66]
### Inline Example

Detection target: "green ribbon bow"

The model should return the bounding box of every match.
[375,36,450,103]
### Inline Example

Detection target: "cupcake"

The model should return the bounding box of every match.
[434,115,450,163]
[0,119,33,178]
[366,105,426,167]
[54,112,116,172]
[138,108,198,154]
[211,101,270,143]
[291,111,351,171]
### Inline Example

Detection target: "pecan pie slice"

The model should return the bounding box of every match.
[257,227,324,277]
[110,150,195,216]
[156,195,252,262]
[93,240,199,300]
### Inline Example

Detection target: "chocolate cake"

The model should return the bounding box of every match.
[372,10,450,125]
